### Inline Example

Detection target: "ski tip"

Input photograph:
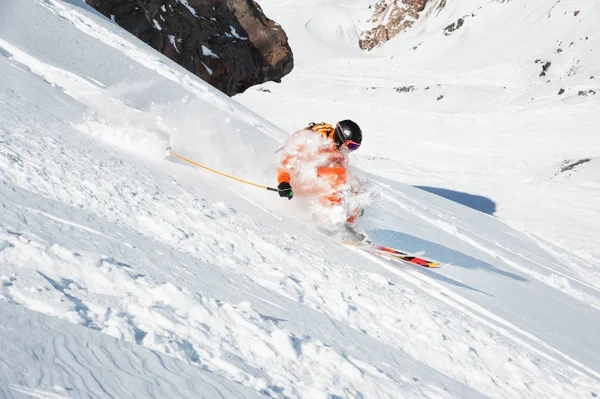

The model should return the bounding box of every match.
[164,146,172,157]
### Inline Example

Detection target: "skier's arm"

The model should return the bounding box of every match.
[277,130,305,185]
[277,150,294,199]
[277,163,291,185]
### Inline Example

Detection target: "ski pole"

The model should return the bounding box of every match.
[167,150,280,193]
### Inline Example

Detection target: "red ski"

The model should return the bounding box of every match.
[342,241,442,268]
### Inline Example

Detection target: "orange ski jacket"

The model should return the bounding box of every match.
[277,122,348,205]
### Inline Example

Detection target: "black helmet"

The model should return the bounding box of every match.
[334,120,362,151]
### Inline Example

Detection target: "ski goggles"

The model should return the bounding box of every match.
[334,126,361,151]
[344,140,361,151]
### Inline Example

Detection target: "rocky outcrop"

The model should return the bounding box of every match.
[86,0,293,96]
[360,0,428,50]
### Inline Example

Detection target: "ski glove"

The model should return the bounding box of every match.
[278,182,294,200]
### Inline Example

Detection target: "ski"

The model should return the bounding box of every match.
[342,241,442,268]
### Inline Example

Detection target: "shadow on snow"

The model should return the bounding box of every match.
[419,268,493,296]
[366,229,528,287]
[414,186,497,216]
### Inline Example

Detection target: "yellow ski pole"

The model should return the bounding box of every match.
[167,150,280,193]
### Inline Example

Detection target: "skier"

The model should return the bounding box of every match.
[276,120,364,224]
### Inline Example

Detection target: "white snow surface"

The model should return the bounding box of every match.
[1,0,600,398]
[202,45,219,58]
[177,0,198,18]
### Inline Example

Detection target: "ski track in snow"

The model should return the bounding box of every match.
[381,184,600,310]
[1,0,600,398]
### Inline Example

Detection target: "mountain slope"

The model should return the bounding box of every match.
[239,0,600,269]
[1,0,600,398]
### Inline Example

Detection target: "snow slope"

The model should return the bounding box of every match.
[0,303,263,399]
[240,0,600,259]
[1,0,600,398]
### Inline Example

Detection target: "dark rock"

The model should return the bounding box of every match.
[577,89,596,96]
[558,158,591,175]
[86,0,293,96]
[395,85,415,93]
[558,88,565,95]
[443,18,465,36]
[539,61,551,77]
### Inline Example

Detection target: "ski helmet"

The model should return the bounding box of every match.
[333,120,362,151]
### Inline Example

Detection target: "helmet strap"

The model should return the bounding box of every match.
[333,126,345,148]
